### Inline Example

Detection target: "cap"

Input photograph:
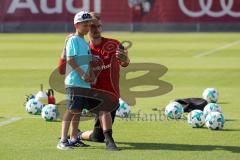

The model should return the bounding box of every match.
[74,11,92,24]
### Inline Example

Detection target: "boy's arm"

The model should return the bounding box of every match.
[67,57,92,83]
[66,37,92,83]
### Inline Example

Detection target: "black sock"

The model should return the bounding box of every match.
[103,129,119,150]
[103,129,114,143]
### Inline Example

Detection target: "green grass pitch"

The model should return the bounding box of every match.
[0,33,240,160]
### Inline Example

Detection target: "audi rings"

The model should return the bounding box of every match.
[178,0,240,17]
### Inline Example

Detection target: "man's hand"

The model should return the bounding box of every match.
[116,46,130,67]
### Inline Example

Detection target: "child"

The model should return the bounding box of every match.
[57,11,93,150]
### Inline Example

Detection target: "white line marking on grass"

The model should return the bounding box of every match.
[0,117,22,127]
[195,40,240,58]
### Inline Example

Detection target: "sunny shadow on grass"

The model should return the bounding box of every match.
[117,142,240,153]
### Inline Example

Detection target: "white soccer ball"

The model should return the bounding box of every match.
[81,108,89,115]
[205,112,225,130]
[202,88,219,103]
[188,110,205,128]
[25,99,43,115]
[165,101,184,119]
[116,98,131,118]
[203,103,222,117]
[41,104,58,121]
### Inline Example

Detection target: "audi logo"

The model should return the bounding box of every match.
[178,0,240,17]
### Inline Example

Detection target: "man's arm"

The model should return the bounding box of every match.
[57,34,75,75]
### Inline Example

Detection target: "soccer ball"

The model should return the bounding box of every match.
[116,98,131,118]
[165,101,184,119]
[203,103,222,117]
[205,112,225,130]
[25,99,43,115]
[41,104,58,121]
[202,88,219,103]
[188,110,205,128]
[81,108,89,115]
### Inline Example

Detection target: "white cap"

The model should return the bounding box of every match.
[74,11,92,24]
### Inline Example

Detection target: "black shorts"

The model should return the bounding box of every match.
[90,99,119,142]
[66,87,100,111]
[66,87,119,114]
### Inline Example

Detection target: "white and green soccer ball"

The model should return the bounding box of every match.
[116,98,131,118]
[205,112,225,130]
[188,110,205,128]
[81,108,89,115]
[25,99,43,115]
[202,88,219,103]
[41,104,58,121]
[165,101,184,119]
[203,103,222,117]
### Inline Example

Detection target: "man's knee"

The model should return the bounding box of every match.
[90,128,105,142]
